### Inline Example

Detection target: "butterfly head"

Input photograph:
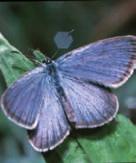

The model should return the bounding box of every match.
[42,57,52,65]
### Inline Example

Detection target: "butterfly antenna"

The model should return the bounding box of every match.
[51,49,60,60]
[68,29,75,35]
[32,58,42,65]
[27,48,46,65]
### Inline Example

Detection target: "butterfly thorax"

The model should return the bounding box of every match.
[46,62,56,76]
[42,57,56,76]
[45,61,65,97]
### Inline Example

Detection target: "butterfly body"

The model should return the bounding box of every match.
[1,35,136,152]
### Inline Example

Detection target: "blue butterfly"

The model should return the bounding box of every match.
[1,36,136,152]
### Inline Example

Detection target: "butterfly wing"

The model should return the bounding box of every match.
[57,73,118,128]
[28,74,70,152]
[1,63,70,151]
[0,66,48,129]
[56,36,136,88]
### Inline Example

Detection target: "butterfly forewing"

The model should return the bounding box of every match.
[0,66,48,129]
[56,36,136,88]
[58,73,118,128]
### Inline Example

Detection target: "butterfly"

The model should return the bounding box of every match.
[0,35,136,152]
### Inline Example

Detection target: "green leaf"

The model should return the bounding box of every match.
[77,115,136,162]
[0,70,6,95]
[0,33,136,162]
[0,33,35,86]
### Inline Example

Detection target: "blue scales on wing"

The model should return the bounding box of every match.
[58,73,118,128]
[1,66,47,129]
[56,36,136,88]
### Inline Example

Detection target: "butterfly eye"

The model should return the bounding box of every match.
[42,57,52,64]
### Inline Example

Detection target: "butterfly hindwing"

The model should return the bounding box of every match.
[0,66,49,129]
[58,73,118,128]
[56,36,136,88]
[28,74,70,152]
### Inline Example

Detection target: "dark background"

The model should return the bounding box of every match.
[0,1,136,163]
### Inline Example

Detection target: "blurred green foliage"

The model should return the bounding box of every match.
[0,1,136,163]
